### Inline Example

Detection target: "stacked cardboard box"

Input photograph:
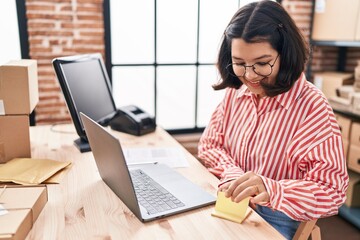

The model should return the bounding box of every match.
[348,122,360,174]
[312,0,360,41]
[313,71,360,115]
[352,61,360,115]
[0,60,38,163]
[352,93,360,115]
[354,61,360,92]
[313,72,354,100]
[0,186,47,239]
[334,114,352,160]
[345,171,360,207]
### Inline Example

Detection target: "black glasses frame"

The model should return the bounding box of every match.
[226,54,280,78]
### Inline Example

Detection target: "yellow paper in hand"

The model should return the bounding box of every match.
[0,158,71,185]
[211,191,251,224]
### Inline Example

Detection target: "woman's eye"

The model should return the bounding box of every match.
[234,63,245,66]
[257,62,269,66]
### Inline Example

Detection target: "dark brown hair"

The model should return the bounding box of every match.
[214,0,309,97]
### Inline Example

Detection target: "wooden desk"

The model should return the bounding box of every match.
[26,124,285,240]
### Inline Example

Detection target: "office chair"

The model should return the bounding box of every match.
[293,219,321,240]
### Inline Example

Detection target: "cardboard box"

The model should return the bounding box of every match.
[335,114,352,140]
[312,0,360,41]
[313,72,354,99]
[328,96,353,113]
[345,171,360,207]
[343,139,349,161]
[0,186,47,240]
[348,144,360,174]
[350,122,360,147]
[337,85,355,100]
[0,115,31,163]
[352,93,360,114]
[0,60,38,115]
[0,210,32,240]
[354,61,360,80]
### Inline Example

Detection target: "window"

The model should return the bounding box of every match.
[0,0,22,65]
[2,0,32,124]
[105,0,276,133]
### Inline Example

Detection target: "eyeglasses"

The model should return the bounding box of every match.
[226,54,279,78]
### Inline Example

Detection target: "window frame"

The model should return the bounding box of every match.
[103,0,281,134]
[15,0,35,125]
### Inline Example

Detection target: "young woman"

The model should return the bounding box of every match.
[198,1,349,239]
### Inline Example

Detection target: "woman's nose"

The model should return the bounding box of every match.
[244,67,258,80]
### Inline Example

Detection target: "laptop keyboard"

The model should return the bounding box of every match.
[130,169,185,214]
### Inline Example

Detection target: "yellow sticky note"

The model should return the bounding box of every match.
[211,191,251,223]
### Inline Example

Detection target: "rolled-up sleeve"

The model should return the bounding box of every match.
[198,91,245,184]
[260,133,348,221]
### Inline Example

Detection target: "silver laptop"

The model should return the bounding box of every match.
[80,112,216,222]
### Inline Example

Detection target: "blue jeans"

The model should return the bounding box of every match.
[255,205,300,240]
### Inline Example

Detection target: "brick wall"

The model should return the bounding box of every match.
[25,0,360,125]
[283,0,360,73]
[282,0,340,72]
[26,0,105,124]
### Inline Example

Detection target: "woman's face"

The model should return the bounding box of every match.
[230,38,280,98]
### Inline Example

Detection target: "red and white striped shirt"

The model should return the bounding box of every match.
[198,74,349,221]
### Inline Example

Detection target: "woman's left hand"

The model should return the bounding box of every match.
[218,171,270,207]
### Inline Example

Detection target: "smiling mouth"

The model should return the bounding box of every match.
[245,78,262,87]
[244,77,266,86]
[247,79,261,84]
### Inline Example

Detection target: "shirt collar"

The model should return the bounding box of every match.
[235,73,306,109]
[236,84,250,98]
[274,73,305,109]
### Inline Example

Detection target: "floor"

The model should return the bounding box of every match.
[317,215,360,240]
